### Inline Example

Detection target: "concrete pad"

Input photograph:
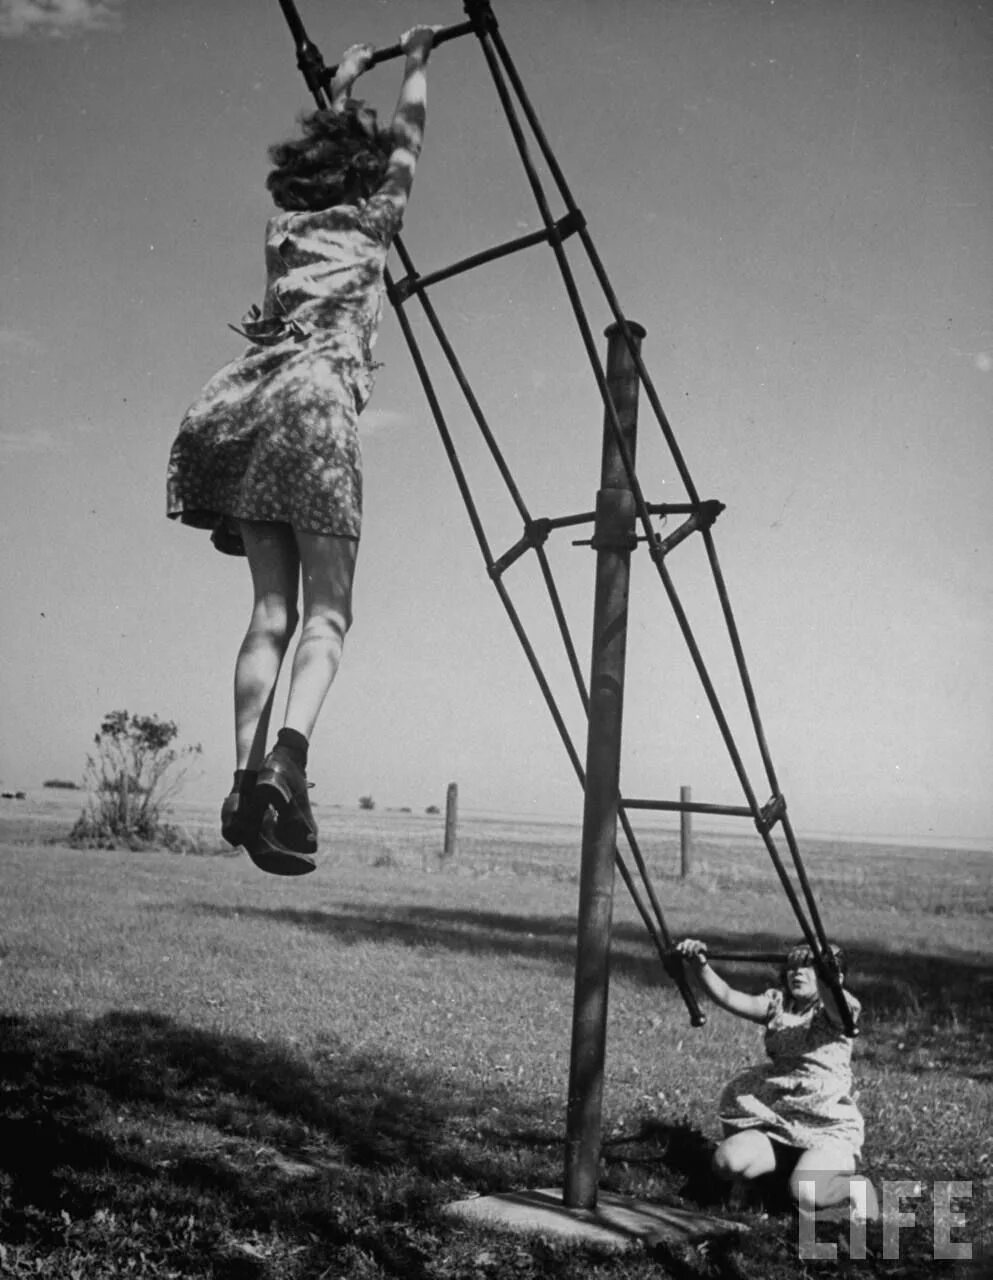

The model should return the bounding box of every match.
[444,1187,745,1251]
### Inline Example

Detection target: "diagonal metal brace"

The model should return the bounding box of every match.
[649,499,725,561]
[276,0,329,100]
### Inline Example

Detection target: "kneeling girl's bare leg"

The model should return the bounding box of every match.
[713,1130,779,1184]
[790,1146,878,1219]
[713,1130,778,1208]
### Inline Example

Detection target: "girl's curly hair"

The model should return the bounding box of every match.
[266,100,394,212]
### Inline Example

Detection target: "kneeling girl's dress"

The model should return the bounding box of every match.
[167,191,403,556]
[719,988,864,1158]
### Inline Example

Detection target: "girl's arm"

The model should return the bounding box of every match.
[375,26,437,206]
[329,43,376,107]
[676,939,772,1025]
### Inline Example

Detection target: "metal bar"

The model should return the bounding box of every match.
[276,0,330,107]
[322,20,476,85]
[778,812,852,1031]
[708,951,784,965]
[622,798,755,818]
[564,322,643,1212]
[781,812,830,944]
[392,212,584,301]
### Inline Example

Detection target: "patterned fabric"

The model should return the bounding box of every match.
[718,988,865,1156]
[166,191,404,556]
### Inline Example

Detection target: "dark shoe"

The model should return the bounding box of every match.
[255,748,318,856]
[221,778,260,849]
[247,807,318,877]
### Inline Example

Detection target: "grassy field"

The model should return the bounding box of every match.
[1,795,990,1278]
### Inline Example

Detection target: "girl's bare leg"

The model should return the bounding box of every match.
[281,532,358,740]
[713,1130,778,1208]
[235,521,300,770]
[713,1131,779,1182]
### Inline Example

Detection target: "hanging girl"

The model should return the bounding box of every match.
[167,28,438,874]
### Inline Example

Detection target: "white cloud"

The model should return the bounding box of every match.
[0,0,124,38]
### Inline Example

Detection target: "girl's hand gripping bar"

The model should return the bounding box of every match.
[662,950,707,1027]
[323,20,476,85]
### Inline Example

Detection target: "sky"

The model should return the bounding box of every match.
[0,0,990,846]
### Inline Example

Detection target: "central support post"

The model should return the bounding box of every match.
[564,320,646,1210]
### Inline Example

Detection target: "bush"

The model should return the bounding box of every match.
[69,711,201,849]
[358,794,375,811]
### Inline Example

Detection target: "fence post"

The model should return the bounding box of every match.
[680,785,693,878]
[563,320,645,1211]
[443,782,458,859]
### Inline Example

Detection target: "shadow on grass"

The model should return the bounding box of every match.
[1,999,983,1279]
[186,902,993,1050]
[0,1008,843,1280]
[0,1007,590,1277]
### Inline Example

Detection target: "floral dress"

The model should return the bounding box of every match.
[719,989,865,1156]
[166,191,404,556]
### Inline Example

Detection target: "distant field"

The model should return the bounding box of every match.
[1,795,990,1278]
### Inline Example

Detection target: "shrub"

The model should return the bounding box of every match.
[69,711,202,848]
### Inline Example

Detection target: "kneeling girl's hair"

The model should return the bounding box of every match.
[779,942,848,990]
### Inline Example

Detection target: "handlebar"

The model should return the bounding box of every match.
[685,948,858,1036]
[661,951,706,1027]
[323,20,477,85]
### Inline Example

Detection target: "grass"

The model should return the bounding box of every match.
[0,799,990,1278]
